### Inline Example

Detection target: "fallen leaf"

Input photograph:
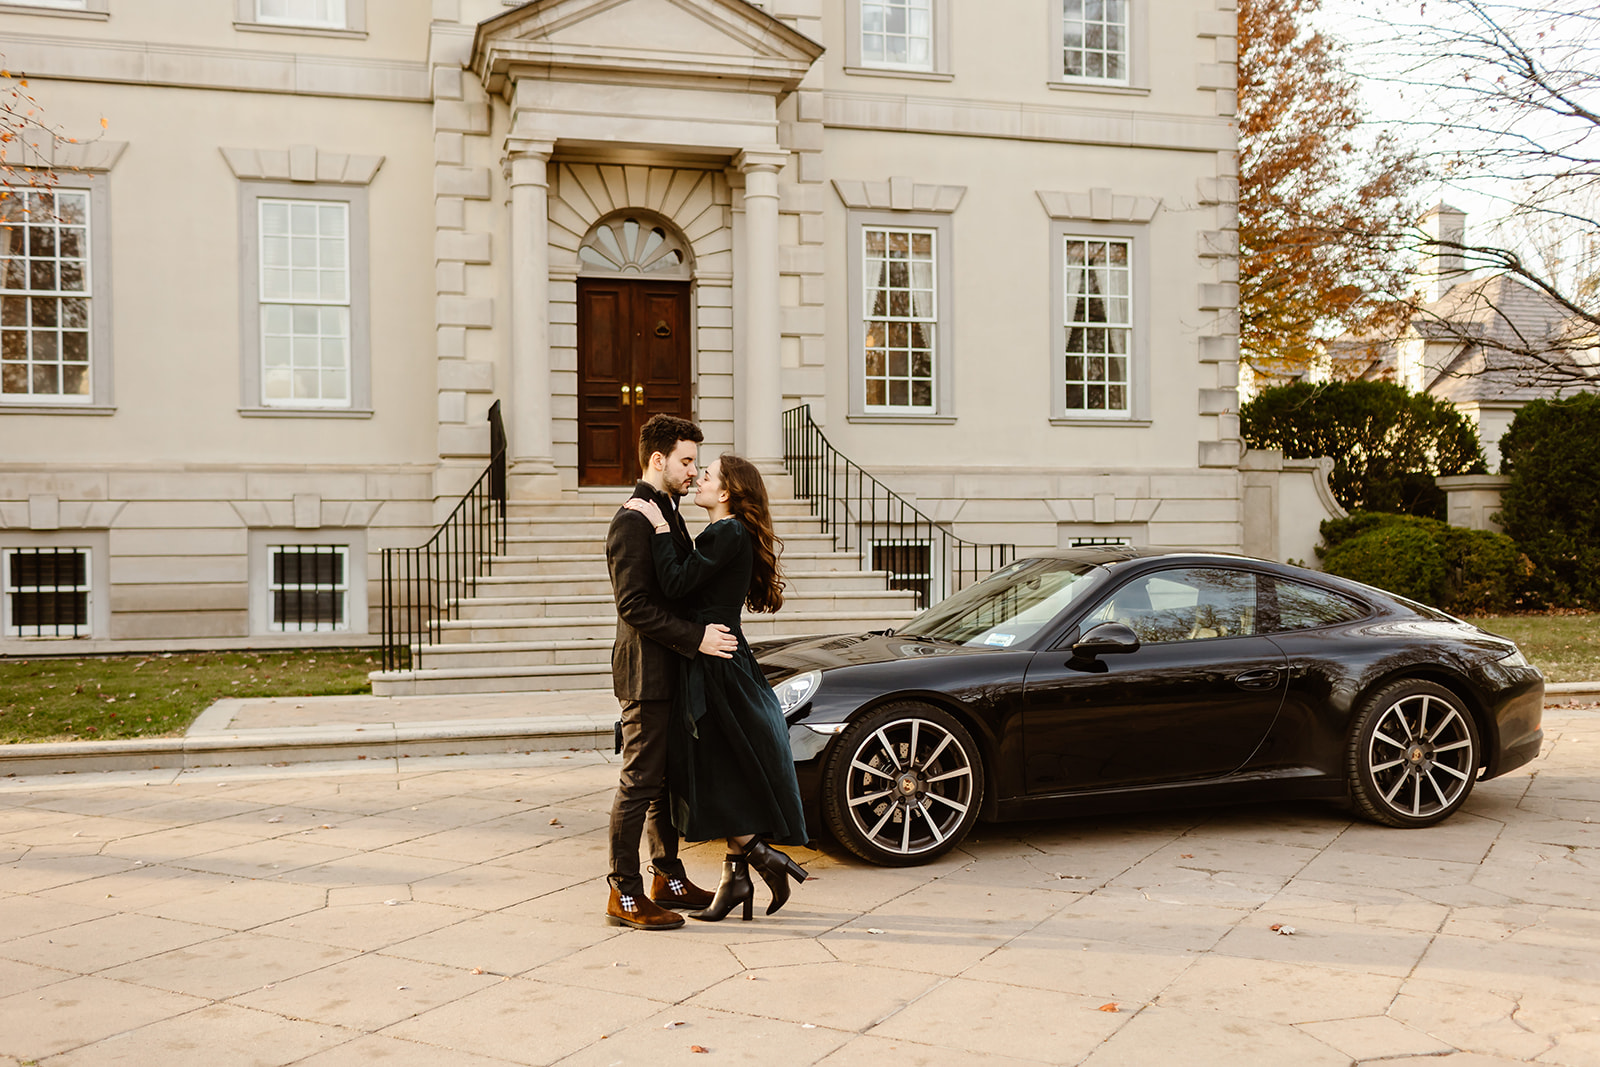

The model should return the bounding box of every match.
[663,1021,686,1029]
[1270,924,1296,935]
[690,1046,709,1054]
[1098,1003,1119,1013]
[1180,853,1194,859]
[549,818,562,826]
[471,967,486,974]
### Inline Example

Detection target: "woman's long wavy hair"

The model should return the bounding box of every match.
[718,453,784,614]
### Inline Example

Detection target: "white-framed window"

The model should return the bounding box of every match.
[238,181,370,417]
[3,547,90,638]
[0,188,92,404]
[0,0,108,12]
[844,0,950,79]
[1062,0,1129,83]
[847,210,954,422]
[255,0,344,27]
[268,545,348,632]
[861,0,932,69]
[234,0,364,36]
[863,226,937,412]
[258,198,351,408]
[1070,536,1131,548]
[1062,236,1132,415]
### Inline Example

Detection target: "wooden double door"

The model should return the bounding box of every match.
[577,278,693,486]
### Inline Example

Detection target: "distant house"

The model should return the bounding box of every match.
[1245,204,1597,472]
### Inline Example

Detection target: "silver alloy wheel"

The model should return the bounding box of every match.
[843,715,976,858]
[1364,692,1477,820]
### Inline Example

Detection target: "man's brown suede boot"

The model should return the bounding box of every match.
[605,886,686,930]
[649,865,715,910]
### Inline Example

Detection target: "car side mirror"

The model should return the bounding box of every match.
[1073,621,1141,658]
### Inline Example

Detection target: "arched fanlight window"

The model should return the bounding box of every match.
[577,216,690,277]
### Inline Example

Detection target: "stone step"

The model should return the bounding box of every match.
[414,638,616,670]
[503,531,838,555]
[433,609,917,644]
[467,568,894,598]
[452,589,917,620]
[370,663,614,697]
[505,498,817,520]
[489,549,865,576]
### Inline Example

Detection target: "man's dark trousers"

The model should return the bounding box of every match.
[605,481,698,897]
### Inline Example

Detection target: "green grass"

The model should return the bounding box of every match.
[0,649,374,744]
[1468,613,1600,684]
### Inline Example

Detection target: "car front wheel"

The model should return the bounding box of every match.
[1347,679,1481,828]
[821,702,984,866]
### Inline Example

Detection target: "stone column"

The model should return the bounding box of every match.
[505,136,560,497]
[735,149,788,469]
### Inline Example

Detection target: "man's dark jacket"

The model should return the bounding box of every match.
[607,481,700,700]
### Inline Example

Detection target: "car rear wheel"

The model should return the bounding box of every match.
[821,702,984,866]
[1347,679,1481,828]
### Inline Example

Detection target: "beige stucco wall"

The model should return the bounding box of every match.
[0,0,1246,648]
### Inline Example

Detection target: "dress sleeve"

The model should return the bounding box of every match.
[650,520,741,600]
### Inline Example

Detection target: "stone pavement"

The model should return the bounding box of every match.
[0,711,1597,1067]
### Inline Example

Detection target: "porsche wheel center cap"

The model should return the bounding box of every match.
[1408,745,1428,765]
[898,774,919,796]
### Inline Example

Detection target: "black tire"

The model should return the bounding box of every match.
[1347,679,1481,828]
[821,701,984,866]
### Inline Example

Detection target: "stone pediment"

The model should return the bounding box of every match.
[473,0,823,95]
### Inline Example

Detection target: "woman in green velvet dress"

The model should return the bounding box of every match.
[622,454,809,922]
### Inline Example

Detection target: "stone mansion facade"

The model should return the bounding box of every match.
[0,0,1300,652]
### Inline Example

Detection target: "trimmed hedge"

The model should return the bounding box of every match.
[1499,394,1600,608]
[1318,511,1531,614]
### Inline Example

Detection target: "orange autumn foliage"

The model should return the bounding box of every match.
[1238,0,1426,381]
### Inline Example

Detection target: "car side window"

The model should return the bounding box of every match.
[1270,577,1367,631]
[1084,567,1258,644]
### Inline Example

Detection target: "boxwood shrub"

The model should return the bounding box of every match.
[1318,511,1531,614]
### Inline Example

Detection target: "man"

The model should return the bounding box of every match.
[604,413,738,930]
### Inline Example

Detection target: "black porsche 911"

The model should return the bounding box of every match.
[756,548,1545,867]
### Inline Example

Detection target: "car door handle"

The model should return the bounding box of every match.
[1234,668,1282,691]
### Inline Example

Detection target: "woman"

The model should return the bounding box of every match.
[622,454,809,922]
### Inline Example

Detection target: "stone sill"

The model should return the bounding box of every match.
[847,413,957,425]
[239,407,374,419]
[233,20,368,40]
[843,65,954,83]
[1050,417,1152,427]
[0,402,115,415]
[1047,80,1150,97]
[0,4,109,20]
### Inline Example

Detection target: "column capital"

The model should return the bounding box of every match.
[734,147,789,175]
[504,136,555,187]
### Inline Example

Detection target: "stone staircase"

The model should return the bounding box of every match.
[369,486,922,696]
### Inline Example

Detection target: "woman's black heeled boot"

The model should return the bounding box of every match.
[742,839,807,916]
[689,855,754,922]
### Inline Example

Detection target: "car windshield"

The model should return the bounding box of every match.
[899,557,1104,647]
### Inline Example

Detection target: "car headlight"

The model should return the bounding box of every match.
[1498,647,1531,669]
[773,670,821,718]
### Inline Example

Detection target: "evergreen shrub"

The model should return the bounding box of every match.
[1499,394,1600,607]
[1318,511,1530,614]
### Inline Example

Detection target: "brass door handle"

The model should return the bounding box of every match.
[621,384,632,407]
[634,383,645,405]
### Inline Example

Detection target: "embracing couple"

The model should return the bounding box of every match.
[604,413,809,930]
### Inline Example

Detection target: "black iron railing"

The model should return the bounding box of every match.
[379,401,508,671]
[782,404,1015,608]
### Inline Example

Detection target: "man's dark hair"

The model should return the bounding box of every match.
[637,414,703,473]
